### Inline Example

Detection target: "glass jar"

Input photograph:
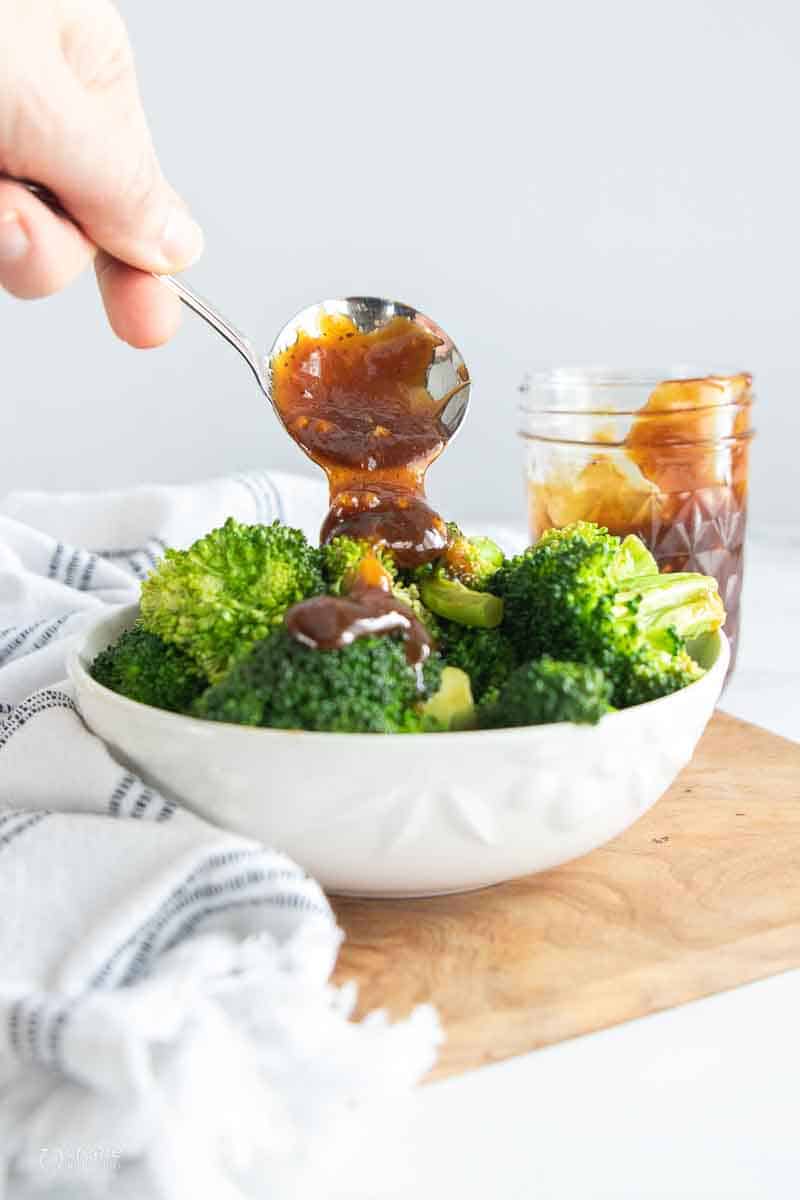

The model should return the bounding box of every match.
[518,368,755,672]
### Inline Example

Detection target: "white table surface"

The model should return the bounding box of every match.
[341,528,800,1200]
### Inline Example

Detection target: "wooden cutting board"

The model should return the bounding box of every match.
[331,712,800,1081]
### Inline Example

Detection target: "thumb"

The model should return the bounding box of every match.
[23,11,203,273]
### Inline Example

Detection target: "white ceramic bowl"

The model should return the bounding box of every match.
[68,605,729,898]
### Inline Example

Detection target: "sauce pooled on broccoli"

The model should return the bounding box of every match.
[285,555,432,683]
[270,311,457,568]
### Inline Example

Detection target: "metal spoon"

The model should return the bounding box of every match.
[11,179,472,438]
[166,288,472,438]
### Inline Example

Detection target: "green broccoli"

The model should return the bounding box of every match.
[412,525,505,629]
[140,518,324,681]
[322,535,442,638]
[417,666,476,731]
[612,572,728,649]
[321,536,397,595]
[440,622,517,701]
[392,577,443,641]
[91,624,207,712]
[480,657,613,728]
[492,522,723,708]
[417,570,504,628]
[614,646,705,708]
[442,523,505,587]
[193,628,444,733]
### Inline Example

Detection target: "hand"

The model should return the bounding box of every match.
[0,0,203,347]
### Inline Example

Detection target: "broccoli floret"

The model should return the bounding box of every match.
[413,525,505,628]
[91,624,207,712]
[610,645,705,708]
[441,622,517,701]
[392,578,443,640]
[612,572,727,649]
[480,657,613,728]
[491,522,629,661]
[442,523,505,587]
[140,518,324,681]
[321,537,397,594]
[193,629,444,733]
[322,536,441,638]
[492,522,723,707]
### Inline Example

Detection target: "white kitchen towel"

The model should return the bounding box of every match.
[0,471,441,1200]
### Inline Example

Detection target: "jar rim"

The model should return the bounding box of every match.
[520,366,752,389]
[519,367,753,414]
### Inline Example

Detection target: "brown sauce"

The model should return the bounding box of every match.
[285,563,432,682]
[270,312,452,567]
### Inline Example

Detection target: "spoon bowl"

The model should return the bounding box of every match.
[265,296,471,439]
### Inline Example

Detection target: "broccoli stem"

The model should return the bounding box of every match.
[419,667,476,730]
[419,575,504,628]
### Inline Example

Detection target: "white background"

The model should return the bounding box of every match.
[1,0,799,534]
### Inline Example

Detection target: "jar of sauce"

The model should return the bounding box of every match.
[518,368,755,673]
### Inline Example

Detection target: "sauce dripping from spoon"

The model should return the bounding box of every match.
[270,311,456,567]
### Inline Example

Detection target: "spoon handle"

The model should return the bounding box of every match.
[156,274,266,394]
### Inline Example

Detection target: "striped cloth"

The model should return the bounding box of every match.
[0,473,440,1199]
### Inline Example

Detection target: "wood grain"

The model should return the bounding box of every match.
[330,712,800,1081]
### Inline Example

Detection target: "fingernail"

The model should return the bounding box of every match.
[0,211,30,262]
[159,206,204,269]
